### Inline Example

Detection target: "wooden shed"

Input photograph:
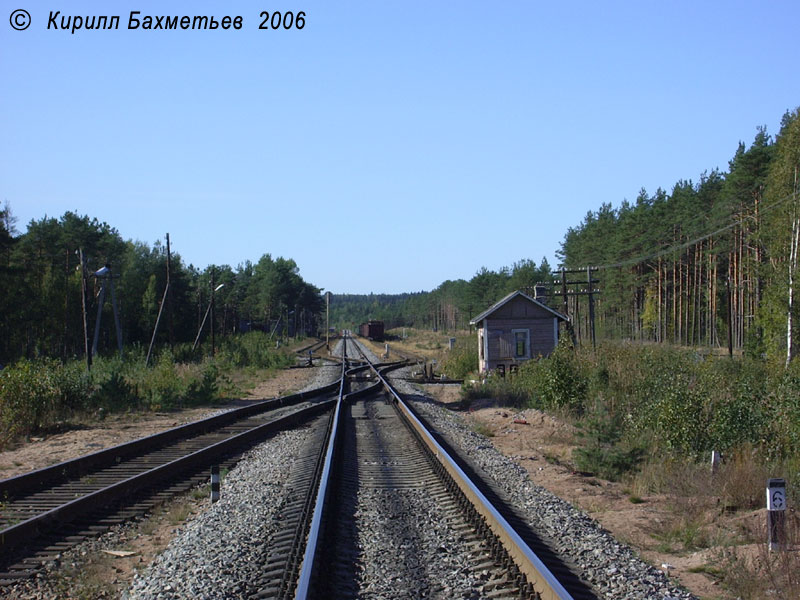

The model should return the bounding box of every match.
[469,290,569,375]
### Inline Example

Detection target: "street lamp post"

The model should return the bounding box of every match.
[77,249,92,370]
[211,274,224,356]
[192,279,225,353]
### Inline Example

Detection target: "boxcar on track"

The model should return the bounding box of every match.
[359,320,384,341]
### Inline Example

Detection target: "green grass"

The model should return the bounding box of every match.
[471,421,494,437]
[652,516,715,552]
[687,564,722,577]
[0,332,297,450]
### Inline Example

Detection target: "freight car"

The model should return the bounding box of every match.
[359,320,384,341]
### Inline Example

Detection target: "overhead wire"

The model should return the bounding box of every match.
[575,190,799,272]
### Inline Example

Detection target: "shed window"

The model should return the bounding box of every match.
[512,329,530,359]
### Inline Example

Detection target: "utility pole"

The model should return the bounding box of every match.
[587,266,596,349]
[63,248,69,360]
[326,292,330,350]
[548,267,600,347]
[192,279,224,352]
[211,270,216,357]
[166,233,174,349]
[146,277,170,367]
[91,265,123,358]
[78,248,92,370]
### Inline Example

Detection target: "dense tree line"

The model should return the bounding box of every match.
[558,108,800,360]
[331,258,553,332]
[7,109,798,363]
[0,209,323,364]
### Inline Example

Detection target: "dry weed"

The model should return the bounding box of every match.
[718,512,800,599]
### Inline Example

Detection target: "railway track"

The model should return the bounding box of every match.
[0,382,340,585]
[3,334,690,599]
[283,335,595,600]
[3,335,597,598]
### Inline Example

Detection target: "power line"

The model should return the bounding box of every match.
[576,190,799,272]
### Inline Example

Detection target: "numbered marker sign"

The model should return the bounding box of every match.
[767,478,786,511]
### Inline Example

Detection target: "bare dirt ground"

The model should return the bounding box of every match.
[421,383,763,600]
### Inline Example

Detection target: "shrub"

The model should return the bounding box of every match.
[0,358,91,447]
[513,338,588,414]
[461,376,528,408]
[216,332,294,369]
[57,360,93,413]
[442,335,478,379]
[573,409,644,480]
[92,369,136,411]
[504,341,800,461]
[139,352,184,410]
[766,361,800,460]
[185,364,219,406]
[171,342,203,364]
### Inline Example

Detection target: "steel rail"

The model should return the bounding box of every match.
[294,339,328,355]
[293,335,351,599]
[0,400,334,553]
[0,383,339,500]
[292,336,389,598]
[354,341,574,600]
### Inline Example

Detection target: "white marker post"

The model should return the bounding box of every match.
[767,478,786,551]
[211,465,221,503]
[710,450,721,475]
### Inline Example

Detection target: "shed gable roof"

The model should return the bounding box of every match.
[469,290,568,324]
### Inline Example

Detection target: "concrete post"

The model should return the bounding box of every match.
[767,478,786,551]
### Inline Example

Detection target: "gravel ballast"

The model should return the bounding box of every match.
[350,487,510,599]
[8,338,696,599]
[388,365,697,600]
[123,426,315,599]
[123,361,342,599]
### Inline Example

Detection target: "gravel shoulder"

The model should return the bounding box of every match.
[418,383,726,600]
[388,371,696,600]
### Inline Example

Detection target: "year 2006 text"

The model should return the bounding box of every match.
[259,11,306,30]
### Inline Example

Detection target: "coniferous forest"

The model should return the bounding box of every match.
[5,107,798,362]
[335,107,800,364]
[329,258,553,333]
[559,108,800,360]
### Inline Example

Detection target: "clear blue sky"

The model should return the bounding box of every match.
[2,1,798,294]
